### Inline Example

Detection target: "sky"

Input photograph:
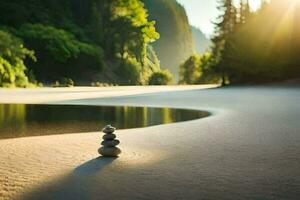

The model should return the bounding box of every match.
[177,0,263,37]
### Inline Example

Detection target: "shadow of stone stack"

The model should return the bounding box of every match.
[98,125,121,157]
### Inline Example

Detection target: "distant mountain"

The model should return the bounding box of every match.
[191,26,211,54]
[143,0,194,79]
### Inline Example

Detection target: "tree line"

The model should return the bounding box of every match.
[0,0,173,87]
[180,0,300,85]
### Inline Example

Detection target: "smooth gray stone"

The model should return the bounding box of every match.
[102,133,116,140]
[102,125,116,134]
[98,147,121,157]
[101,139,120,147]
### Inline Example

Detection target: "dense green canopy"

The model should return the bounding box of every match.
[0,0,163,86]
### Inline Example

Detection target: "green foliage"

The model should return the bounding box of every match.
[52,78,74,87]
[0,0,160,86]
[60,77,74,87]
[148,70,173,85]
[207,0,300,84]
[144,0,194,78]
[224,1,300,83]
[110,0,159,63]
[179,53,221,85]
[139,45,161,85]
[18,24,104,83]
[0,30,35,87]
[20,24,86,62]
[199,53,221,84]
[179,54,202,85]
[118,57,142,85]
[210,0,237,85]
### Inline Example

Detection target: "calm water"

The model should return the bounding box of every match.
[0,104,209,139]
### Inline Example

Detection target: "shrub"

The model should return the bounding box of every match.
[52,81,60,87]
[60,77,74,87]
[91,82,116,87]
[51,78,74,87]
[148,70,173,85]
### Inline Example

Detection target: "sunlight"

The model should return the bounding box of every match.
[260,0,298,52]
[274,0,300,8]
[249,0,262,11]
[289,0,300,4]
[234,0,264,11]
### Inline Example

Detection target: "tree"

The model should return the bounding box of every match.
[0,0,162,86]
[179,54,201,85]
[106,0,160,85]
[110,0,159,63]
[148,70,173,85]
[199,53,220,84]
[86,0,104,45]
[213,0,300,83]
[0,30,35,87]
[211,0,237,86]
[18,24,104,82]
[139,45,161,85]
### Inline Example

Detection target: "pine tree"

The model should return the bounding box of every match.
[291,0,300,76]
[239,0,251,24]
[211,0,237,86]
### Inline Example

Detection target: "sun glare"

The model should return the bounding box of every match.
[290,0,300,6]
[249,0,262,11]
[234,0,264,11]
[275,0,300,7]
[290,0,300,4]
[239,0,300,12]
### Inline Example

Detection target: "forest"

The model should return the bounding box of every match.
[0,0,169,87]
[0,0,299,87]
[180,0,300,85]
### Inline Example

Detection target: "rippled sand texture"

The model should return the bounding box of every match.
[0,85,300,200]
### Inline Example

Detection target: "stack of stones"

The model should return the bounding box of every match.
[98,125,121,157]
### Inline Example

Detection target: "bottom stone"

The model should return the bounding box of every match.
[98,147,121,157]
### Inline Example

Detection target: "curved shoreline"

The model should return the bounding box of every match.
[0,103,212,140]
[1,85,300,200]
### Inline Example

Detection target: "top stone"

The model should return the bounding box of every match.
[102,125,116,134]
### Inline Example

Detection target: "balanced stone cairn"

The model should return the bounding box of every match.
[98,125,121,157]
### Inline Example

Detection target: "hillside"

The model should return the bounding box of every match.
[143,0,194,79]
[0,0,162,86]
[191,26,211,54]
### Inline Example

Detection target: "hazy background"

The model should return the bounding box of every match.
[177,0,264,37]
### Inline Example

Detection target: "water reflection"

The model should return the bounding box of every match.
[0,104,210,139]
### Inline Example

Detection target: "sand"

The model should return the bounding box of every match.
[0,85,299,200]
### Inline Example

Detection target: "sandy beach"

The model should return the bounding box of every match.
[0,85,299,200]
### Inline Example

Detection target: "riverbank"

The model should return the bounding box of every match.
[0,85,299,200]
